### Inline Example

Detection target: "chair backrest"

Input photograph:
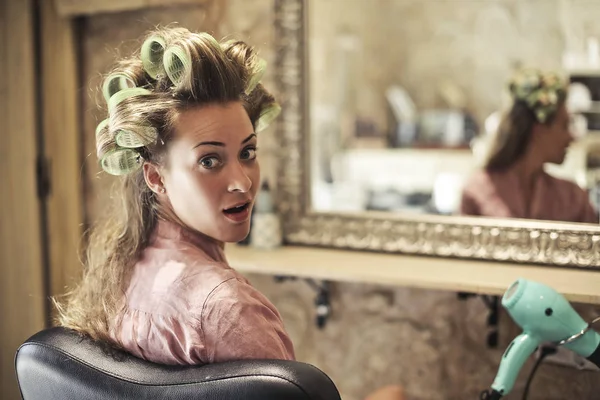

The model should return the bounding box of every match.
[15,327,341,400]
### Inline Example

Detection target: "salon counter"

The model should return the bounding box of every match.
[225,244,600,304]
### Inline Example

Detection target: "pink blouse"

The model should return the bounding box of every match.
[460,169,598,223]
[109,220,295,365]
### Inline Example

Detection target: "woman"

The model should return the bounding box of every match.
[55,27,405,400]
[460,68,598,223]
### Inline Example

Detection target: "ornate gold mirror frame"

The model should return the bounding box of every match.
[273,0,600,269]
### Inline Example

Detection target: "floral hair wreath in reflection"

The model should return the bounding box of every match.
[95,33,281,176]
[508,68,567,124]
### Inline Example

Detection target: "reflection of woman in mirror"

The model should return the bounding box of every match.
[460,69,598,223]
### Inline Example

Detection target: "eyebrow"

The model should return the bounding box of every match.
[193,133,257,149]
[241,133,257,144]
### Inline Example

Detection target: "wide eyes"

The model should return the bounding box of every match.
[240,147,257,160]
[198,145,257,170]
[199,156,222,169]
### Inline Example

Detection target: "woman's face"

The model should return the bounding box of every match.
[156,101,259,243]
[533,104,574,165]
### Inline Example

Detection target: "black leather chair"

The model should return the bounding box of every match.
[15,327,341,400]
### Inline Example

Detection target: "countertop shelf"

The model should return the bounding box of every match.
[226,244,600,304]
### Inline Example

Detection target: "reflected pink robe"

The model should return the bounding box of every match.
[460,169,598,223]
[109,220,295,365]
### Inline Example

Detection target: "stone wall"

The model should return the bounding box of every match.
[248,275,600,400]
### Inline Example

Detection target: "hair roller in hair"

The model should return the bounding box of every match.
[197,32,220,48]
[95,119,109,140]
[115,125,158,148]
[95,130,115,160]
[245,57,267,95]
[95,119,115,160]
[102,73,137,103]
[100,147,143,176]
[163,45,191,87]
[255,102,281,133]
[107,87,152,115]
[141,36,166,79]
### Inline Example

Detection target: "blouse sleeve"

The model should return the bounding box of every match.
[199,278,296,363]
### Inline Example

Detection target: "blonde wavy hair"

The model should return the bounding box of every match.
[53,27,279,346]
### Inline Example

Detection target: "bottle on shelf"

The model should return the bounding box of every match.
[250,180,283,250]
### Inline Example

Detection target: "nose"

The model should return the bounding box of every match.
[227,161,252,193]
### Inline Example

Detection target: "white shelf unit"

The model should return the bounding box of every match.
[568,70,600,191]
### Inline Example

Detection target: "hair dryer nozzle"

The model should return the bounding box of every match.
[502,278,526,310]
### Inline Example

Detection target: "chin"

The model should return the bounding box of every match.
[220,225,251,243]
[547,153,566,165]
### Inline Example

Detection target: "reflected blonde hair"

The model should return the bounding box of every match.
[54,27,277,346]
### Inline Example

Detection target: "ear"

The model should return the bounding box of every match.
[143,162,165,194]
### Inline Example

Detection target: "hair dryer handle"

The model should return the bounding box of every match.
[491,333,539,396]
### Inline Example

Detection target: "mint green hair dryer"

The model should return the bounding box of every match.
[481,278,600,399]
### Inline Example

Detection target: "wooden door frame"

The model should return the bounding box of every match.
[39,1,84,320]
[1,0,46,397]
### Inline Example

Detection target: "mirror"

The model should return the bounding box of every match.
[274,0,600,267]
[308,0,600,223]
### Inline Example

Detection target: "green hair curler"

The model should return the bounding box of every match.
[245,58,267,95]
[102,73,136,103]
[141,36,167,79]
[107,87,152,115]
[100,147,143,176]
[255,103,281,133]
[163,45,191,87]
[115,125,158,148]
[197,32,220,48]
[95,119,109,139]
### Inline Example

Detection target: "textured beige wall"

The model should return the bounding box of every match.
[309,0,600,132]
[81,1,600,400]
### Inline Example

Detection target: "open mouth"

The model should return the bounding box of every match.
[223,202,250,214]
[222,201,252,222]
